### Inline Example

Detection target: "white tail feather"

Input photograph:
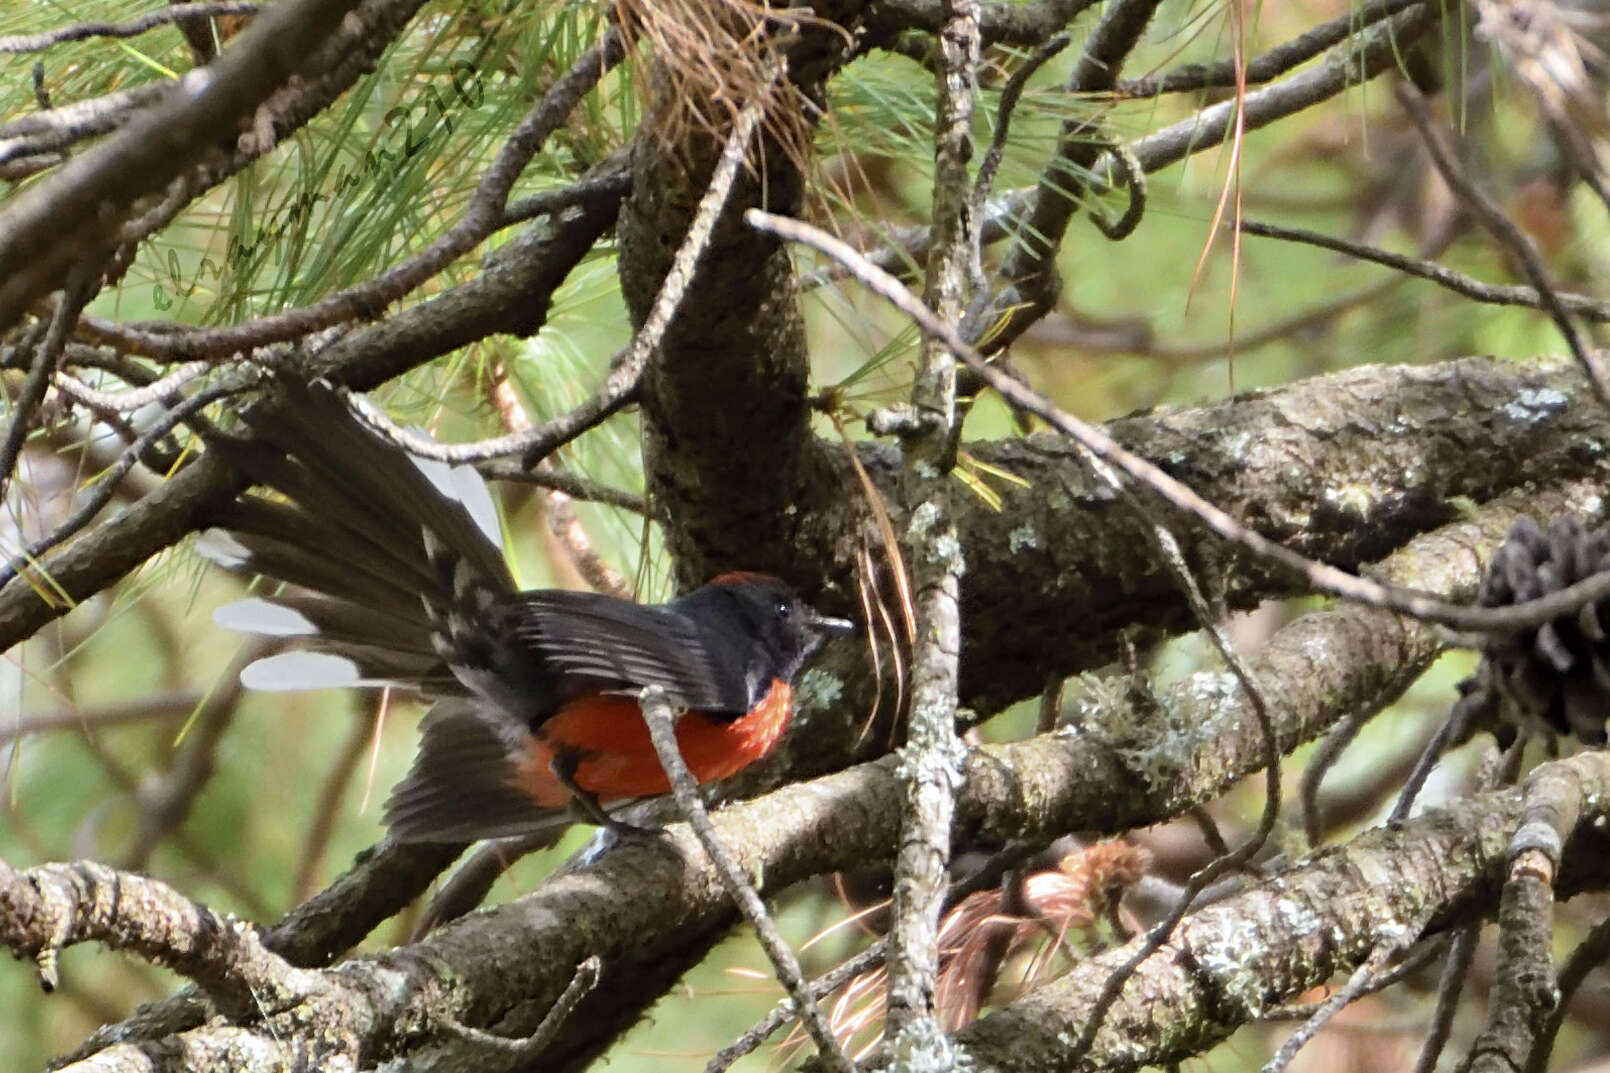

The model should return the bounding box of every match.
[409,453,503,553]
[241,651,385,691]
[214,597,317,637]
[194,529,253,569]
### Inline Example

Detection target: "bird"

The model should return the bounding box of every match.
[198,379,852,843]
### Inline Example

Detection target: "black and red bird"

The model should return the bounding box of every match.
[199,381,851,843]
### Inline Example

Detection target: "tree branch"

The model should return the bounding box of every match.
[952,753,1610,1073]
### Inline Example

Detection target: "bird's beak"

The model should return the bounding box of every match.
[808,613,855,635]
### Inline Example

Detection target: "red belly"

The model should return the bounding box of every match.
[512,680,794,806]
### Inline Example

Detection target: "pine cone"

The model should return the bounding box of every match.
[1471,516,1610,744]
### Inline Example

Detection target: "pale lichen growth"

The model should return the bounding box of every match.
[1191,912,1275,1017]
[1008,523,1039,552]
[1082,671,1242,792]
[1322,482,1377,520]
[1500,387,1568,424]
[908,500,944,538]
[889,1017,975,1073]
[795,667,844,713]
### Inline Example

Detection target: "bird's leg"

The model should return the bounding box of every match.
[550,750,662,840]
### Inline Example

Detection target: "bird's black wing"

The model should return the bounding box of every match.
[506,589,753,719]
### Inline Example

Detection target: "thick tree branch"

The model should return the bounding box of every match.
[0,860,325,1016]
[952,752,1610,1073]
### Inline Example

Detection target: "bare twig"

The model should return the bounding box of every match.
[1413,924,1480,1073]
[477,460,650,515]
[1263,939,1416,1073]
[1,272,97,504]
[1300,707,1373,847]
[0,84,169,162]
[638,687,855,1073]
[824,3,1438,296]
[1,692,201,747]
[51,361,211,412]
[1469,759,1585,1073]
[0,379,251,589]
[0,0,371,332]
[1236,218,1610,321]
[971,32,1071,214]
[442,955,601,1059]
[501,167,632,226]
[1389,698,1480,825]
[293,699,382,902]
[706,842,1041,1073]
[991,0,1167,344]
[413,832,562,937]
[488,357,631,597]
[0,3,261,52]
[342,371,637,466]
[1113,0,1423,97]
[1527,911,1610,1073]
[1064,513,1283,1065]
[1395,81,1609,410]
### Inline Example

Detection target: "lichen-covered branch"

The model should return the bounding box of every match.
[951,752,1610,1073]
[0,860,325,1018]
[884,0,976,1046]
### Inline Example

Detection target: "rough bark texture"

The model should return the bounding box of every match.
[953,753,1610,1073]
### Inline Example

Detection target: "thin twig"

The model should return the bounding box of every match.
[488,357,630,597]
[991,0,1167,343]
[342,373,636,465]
[501,167,632,226]
[1067,524,1282,1064]
[1113,0,1423,97]
[1,272,96,504]
[1,691,201,747]
[293,698,382,902]
[971,32,1071,214]
[1394,81,1609,410]
[745,207,1610,636]
[442,955,601,1059]
[1234,219,1610,322]
[0,379,250,589]
[1469,759,1585,1073]
[477,460,650,516]
[0,83,169,164]
[1413,924,1480,1073]
[1527,910,1610,1073]
[1300,707,1373,847]
[50,362,210,412]
[638,687,855,1073]
[1389,699,1476,825]
[1261,934,1451,1021]
[1262,940,1409,1073]
[0,3,260,52]
[705,843,1040,1073]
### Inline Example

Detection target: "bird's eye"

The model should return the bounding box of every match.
[775,600,792,619]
